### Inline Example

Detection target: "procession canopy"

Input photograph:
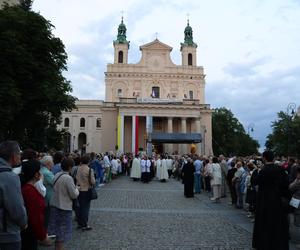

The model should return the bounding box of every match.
[149,132,202,144]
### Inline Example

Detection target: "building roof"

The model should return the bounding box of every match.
[139,39,173,51]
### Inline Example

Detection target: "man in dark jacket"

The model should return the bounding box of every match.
[0,141,27,250]
[252,150,290,250]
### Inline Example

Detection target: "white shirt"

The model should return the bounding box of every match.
[103,155,111,168]
[141,159,146,172]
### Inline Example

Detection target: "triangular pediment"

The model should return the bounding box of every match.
[140,39,173,51]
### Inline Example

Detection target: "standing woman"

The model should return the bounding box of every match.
[182,158,195,198]
[76,155,95,230]
[40,155,54,229]
[203,158,212,192]
[48,158,79,250]
[21,159,53,250]
[209,157,222,202]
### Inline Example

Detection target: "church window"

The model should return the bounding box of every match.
[117,89,122,97]
[118,51,123,63]
[152,87,160,98]
[80,118,85,127]
[64,117,69,127]
[189,90,193,99]
[188,53,193,66]
[96,118,101,128]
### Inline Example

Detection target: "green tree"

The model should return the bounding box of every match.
[265,111,300,157]
[0,2,76,150]
[212,107,259,156]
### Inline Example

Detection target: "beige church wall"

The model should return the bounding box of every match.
[107,75,205,101]
[124,116,132,153]
[114,43,128,64]
[137,117,146,151]
[101,108,118,153]
[200,111,213,156]
[181,46,197,66]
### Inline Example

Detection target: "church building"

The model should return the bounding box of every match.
[58,18,213,156]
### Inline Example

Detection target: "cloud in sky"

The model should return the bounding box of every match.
[32,0,300,151]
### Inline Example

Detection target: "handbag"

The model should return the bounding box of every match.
[88,168,98,200]
[289,197,300,208]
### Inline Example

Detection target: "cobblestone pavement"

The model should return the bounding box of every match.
[43,176,298,250]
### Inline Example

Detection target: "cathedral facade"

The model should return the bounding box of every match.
[58,19,213,156]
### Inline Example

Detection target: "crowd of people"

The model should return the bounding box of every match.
[0,139,300,250]
[95,150,300,250]
[0,141,97,250]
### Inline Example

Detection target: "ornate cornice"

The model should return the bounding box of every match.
[104,72,205,80]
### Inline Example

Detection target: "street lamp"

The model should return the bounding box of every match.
[286,102,297,157]
[247,123,255,135]
[287,103,296,116]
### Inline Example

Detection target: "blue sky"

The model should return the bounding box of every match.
[33,0,300,151]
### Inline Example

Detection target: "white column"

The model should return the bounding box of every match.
[87,116,93,153]
[202,125,207,156]
[167,117,173,154]
[181,117,187,154]
[146,116,153,156]
[195,118,201,155]
[132,116,136,154]
[120,114,124,153]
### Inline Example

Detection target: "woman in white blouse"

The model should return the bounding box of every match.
[209,157,222,202]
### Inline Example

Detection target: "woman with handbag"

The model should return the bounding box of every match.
[76,155,95,231]
[48,158,79,250]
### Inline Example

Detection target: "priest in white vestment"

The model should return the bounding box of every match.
[130,155,141,180]
[159,156,169,182]
[156,155,162,180]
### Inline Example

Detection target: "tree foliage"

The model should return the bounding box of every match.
[212,107,259,156]
[265,111,300,157]
[0,3,76,150]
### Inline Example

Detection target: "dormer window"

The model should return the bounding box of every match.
[118,51,123,63]
[188,53,193,66]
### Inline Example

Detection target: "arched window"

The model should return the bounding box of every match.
[80,118,85,127]
[64,117,69,127]
[188,53,193,66]
[96,118,101,128]
[189,90,193,99]
[118,51,123,63]
[117,89,122,97]
[78,132,87,153]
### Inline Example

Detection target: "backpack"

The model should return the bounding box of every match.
[239,169,248,194]
[0,167,12,232]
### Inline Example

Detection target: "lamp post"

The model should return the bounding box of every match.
[247,123,255,135]
[286,103,296,157]
[287,103,296,116]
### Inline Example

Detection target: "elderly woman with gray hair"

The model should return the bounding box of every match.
[40,155,54,228]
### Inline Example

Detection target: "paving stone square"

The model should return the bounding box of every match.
[38,176,299,249]
[62,177,255,250]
